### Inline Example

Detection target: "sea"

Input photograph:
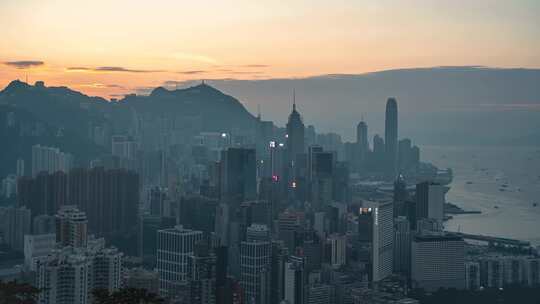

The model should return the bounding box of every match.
[421,145,540,247]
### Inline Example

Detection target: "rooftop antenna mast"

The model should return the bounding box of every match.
[292,88,296,111]
[257,104,261,120]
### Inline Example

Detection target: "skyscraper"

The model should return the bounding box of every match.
[384,98,398,176]
[31,144,73,177]
[0,206,31,251]
[415,181,447,224]
[284,255,306,304]
[360,200,394,282]
[220,148,257,206]
[393,216,411,275]
[156,225,204,298]
[286,100,306,166]
[56,205,88,248]
[240,224,272,304]
[356,120,369,165]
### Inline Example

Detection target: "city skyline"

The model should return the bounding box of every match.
[1,0,539,98]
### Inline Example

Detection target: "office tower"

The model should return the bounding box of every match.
[411,233,465,291]
[393,174,409,217]
[138,215,176,267]
[111,135,138,159]
[284,255,306,304]
[415,182,447,224]
[270,241,287,304]
[327,233,346,268]
[240,224,272,304]
[123,268,159,295]
[286,100,306,166]
[178,195,218,235]
[68,167,139,237]
[215,245,230,304]
[215,203,230,246]
[359,200,394,281]
[309,150,334,210]
[33,214,56,234]
[278,211,305,252]
[465,261,480,290]
[189,243,217,304]
[384,98,398,176]
[220,148,257,206]
[0,206,31,251]
[356,120,369,165]
[31,144,73,177]
[157,225,204,298]
[56,205,88,248]
[393,216,411,275]
[17,171,68,218]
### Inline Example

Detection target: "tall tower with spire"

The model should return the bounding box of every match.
[286,91,305,165]
[385,97,398,177]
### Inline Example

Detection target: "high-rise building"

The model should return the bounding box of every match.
[17,158,25,178]
[359,200,394,282]
[37,249,93,304]
[284,255,306,304]
[17,171,68,218]
[111,135,139,160]
[24,234,56,271]
[0,206,31,251]
[36,241,123,304]
[240,224,272,304]
[188,243,217,304]
[156,225,204,298]
[138,215,176,267]
[356,120,369,165]
[415,182,447,224]
[286,101,306,166]
[393,216,411,275]
[68,167,140,237]
[327,233,347,268]
[220,148,257,206]
[56,205,88,248]
[278,211,305,252]
[33,214,56,234]
[307,283,334,304]
[31,144,73,177]
[384,98,398,176]
[411,233,465,291]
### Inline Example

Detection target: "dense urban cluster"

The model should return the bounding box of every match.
[0,82,539,304]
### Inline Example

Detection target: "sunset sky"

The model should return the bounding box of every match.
[1,0,539,99]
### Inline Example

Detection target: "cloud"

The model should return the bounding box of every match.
[75,83,125,89]
[171,52,218,64]
[177,70,207,75]
[241,64,269,68]
[67,66,164,73]
[4,60,44,69]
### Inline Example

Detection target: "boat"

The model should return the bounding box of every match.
[494,205,499,209]
[466,181,473,185]
[533,203,538,207]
